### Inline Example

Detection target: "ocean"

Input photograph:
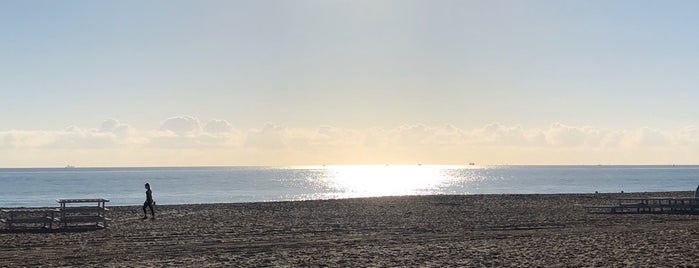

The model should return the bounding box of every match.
[1,165,698,207]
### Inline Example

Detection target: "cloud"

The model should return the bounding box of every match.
[244,123,287,149]
[0,119,136,150]
[469,123,545,146]
[147,118,241,149]
[47,127,107,149]
[5,117,699,166]
[390,124,433,145]
[312,126,362,147]
[204,119,233,133]
[620,127,672,148]
[676,126,699,146]
[370,124,471,148]
[544,123,604,147]
[426,124,468,145]
[0,119,689,151]
[0,130,55,149]
[159,116,201,135]
[100,119,133,137]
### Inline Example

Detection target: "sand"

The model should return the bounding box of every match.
[2,191,699,267]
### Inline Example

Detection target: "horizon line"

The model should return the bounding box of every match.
[1,163,698,169]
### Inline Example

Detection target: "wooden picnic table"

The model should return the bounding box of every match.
[1,208,60,230]
[56,198,110,228]
[618,197,699,206]
[586,197,699,214]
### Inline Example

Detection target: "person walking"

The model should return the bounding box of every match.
[143,183,155,220]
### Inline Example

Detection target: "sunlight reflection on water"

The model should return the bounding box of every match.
[307,165,479,199]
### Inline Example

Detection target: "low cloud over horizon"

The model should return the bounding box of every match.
[1,116,698,167]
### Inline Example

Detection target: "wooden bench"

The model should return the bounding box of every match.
[586,197,699,214]
[57,199,110,228]
[584,205,648,214]
[1,208,59,230]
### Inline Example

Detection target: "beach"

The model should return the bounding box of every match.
[2,192,699,267]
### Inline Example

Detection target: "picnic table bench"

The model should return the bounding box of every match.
[56,198,110,228]
[1,208,60,230]
[585,197,699,214]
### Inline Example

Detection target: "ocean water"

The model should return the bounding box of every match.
[1,165,698,207]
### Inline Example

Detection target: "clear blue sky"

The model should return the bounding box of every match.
[2,1,699,166]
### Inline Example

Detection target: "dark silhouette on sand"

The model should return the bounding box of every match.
[143,183,155,220]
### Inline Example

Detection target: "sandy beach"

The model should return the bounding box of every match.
[2,192,699,267]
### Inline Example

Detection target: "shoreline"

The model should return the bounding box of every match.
[2,191,698,266]
[111,190,693,207]
[6,190,691,209]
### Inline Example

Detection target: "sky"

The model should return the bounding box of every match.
[3,0,699,167]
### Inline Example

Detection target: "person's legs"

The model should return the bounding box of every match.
[142,202,149,219]
[148,203,155,217]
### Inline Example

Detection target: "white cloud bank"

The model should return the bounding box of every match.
[1,117,699,167]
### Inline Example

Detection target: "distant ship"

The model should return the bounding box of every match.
[468,163,475,166]
[65,165,76,169]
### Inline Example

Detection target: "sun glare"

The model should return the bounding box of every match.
[315,165,457,198]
